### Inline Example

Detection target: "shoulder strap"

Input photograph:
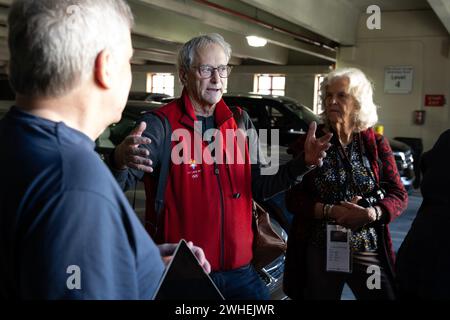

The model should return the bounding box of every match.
[229,106,262,209]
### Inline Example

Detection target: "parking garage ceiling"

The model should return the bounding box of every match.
[0,0,448,72]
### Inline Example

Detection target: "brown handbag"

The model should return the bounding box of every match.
[251,201,287,270]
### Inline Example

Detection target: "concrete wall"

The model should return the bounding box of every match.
[338,10,450,151]
[227,65,331,108]
[132,65,330,110]
[131,72,148,92]
[131,65,183,97]
[228,66,329,109]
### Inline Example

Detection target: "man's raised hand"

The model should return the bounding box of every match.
[114,121,153,173]
[304,121,333,167]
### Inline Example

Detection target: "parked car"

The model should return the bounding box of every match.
[95,99,288,300]
[222,93,415,192]
[128,91,172,103]
[220,93,417,240]
[96,100,163,158]
[389,139,415,191]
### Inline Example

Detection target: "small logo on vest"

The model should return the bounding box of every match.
[188,159,201,179]
[189,159,197,170]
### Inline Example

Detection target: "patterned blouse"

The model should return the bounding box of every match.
[309,132,379,252]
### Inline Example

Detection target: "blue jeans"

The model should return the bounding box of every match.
[210,264,270,300]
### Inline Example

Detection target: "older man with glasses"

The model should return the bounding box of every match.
[109,33,332,299]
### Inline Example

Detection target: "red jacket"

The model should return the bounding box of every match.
[144,90,253,271]
[283,125,408,299]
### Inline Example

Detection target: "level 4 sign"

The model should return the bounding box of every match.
[384,66,414,94]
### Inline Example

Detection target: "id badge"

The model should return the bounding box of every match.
[326,224,352,273]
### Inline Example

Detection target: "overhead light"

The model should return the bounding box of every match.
[246,36,267,47]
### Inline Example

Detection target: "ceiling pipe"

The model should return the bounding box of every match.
[194,0,337,52]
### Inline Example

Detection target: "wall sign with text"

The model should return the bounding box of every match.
[384,66,414,94]
[424,95,446,107]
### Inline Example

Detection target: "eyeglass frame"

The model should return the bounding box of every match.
[191,64,233,79]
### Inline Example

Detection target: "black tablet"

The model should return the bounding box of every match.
[153,239,225,300]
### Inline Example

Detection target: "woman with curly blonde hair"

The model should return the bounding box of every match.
[283,68,408,300]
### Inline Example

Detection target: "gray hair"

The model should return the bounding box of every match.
[320,68,378,132]
[177,33,232,76]
[8,0,134,97]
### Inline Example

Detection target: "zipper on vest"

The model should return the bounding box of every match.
[214,160,225,270]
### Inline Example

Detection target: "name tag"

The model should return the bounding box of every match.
[326,224,352,273]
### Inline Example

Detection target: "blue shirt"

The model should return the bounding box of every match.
[0,107,164,299]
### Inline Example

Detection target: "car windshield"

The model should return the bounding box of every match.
[284,102,320,124]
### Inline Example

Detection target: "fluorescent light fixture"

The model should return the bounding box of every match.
[246,36,267,47]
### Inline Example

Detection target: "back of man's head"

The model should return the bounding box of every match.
[8,0,134,98]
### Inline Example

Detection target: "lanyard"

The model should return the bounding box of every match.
[330,129,366,201]
[330,128,381,203]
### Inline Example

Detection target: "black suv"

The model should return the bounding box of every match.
[128,91,171,103]
[222,93,415,192]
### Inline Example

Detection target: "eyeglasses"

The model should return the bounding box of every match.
[192,65,232,79]
[324,92,351,101]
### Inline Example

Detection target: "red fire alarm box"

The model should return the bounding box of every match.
[414,110,426,125]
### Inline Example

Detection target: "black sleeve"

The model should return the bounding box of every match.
[420,129,450,204]
[107,113,165,192]
[242,111,311,202]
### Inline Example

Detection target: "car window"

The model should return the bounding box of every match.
[285,103,320,124]
[128,92,149,101]
[243,105,269,129]
[109,116,136,146]
[265,104,298,130]
[224,98,270,129]
[97,127,115,149]
[95,102,159,151]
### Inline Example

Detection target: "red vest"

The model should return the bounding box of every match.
[144,90,253,271]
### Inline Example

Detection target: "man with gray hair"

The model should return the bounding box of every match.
[110,33,332,299]
[0,0,209,299]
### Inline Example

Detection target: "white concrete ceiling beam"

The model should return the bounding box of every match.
[428,0,450,34]
[129,0,291,65]
[131,0,335,62]
[239,0,360,45]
